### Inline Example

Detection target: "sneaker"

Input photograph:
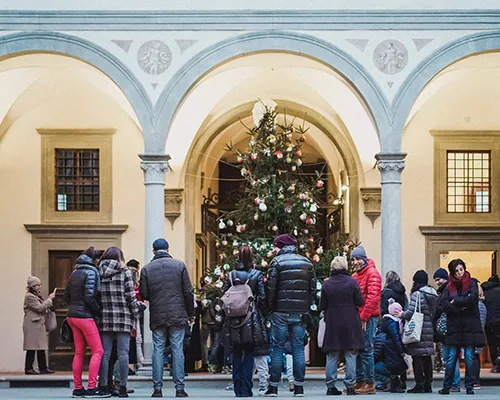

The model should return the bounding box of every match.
[176,389,189,397]
[265,386,278,397]
[226,383,234,391]
[289,382,295,392]
[473,384,480,390]
[84,389,112,398]
[327,387,343,395]
[72,389,86,398]
[24,369,39,375]
[208,364,216,374]
[375,382,389,391]
[151,389,163,398]
[259,389,267,396]
[466,388,475,395]
[294,385,304,397]
[438,388,450,395]
[450,388,460,393]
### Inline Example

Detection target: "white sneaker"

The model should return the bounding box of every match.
[226,383,234,391]
[259,390,267,396]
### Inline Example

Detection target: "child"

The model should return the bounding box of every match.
[379,299,408,393]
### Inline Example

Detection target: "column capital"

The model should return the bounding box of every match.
[139,153,171,185]
[375,152,407,184]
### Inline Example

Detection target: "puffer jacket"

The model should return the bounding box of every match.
[402,286,438,357]
[98,259,141,333]
[380,281,407,316]
[352,259,382,322]
[380,315,407,375]
[140,251,195,330]
[482,280,500,327]
[266,245,316,314]
[442,278,485,347]
[433,282,448,343]
[64,254,101,319]
[223,263,269,350]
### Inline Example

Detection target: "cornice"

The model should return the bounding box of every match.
[1,10,500,31]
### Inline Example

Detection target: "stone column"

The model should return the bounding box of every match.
[139,153,170,360]
[375,152,407,280]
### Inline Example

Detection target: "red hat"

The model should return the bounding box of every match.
[273,234,297,249]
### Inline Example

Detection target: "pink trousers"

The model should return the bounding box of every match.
[67,317,103,390]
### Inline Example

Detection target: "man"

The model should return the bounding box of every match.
[265,234,316,398]
[351,245,381,395]
[140,238,195,398]
[481,275,500,373]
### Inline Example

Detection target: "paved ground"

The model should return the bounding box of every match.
[0,381,499,399]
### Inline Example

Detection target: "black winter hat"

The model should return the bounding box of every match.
[413,270,428,285]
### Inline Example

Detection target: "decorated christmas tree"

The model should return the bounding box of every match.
[203,100,328,292]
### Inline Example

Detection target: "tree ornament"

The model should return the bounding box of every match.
[287,132,293,139]
[204,276,213,284]
[268,135,276,144]
[272,225,278,232]
[316,246,324,255]
[296,159,303,167]
[299,135,307,143]
[275,151,283,159]
[291,166,297,171]
[226,219,234,227]
[223,263,231,270]
[214,266,222,276]
[254,213,259,221]
[259,202,268,212]
[293,228,298,236]
[216,280,224,288]
[286,146,293,152]
[316,180,324,188]
[288,183,296,192]
[233,249,239,256]
[267,250,274,257]
[313,254,320,263]
[296,150,303,157]
[222,239,228,246]
[254,197,261,205]
[251,153,258,161]
[285,205,292,213]
[219,220,226,230]
[299,244,305,249]
[306,217,314,225]
[216,241,221,248]
[236,224,246,233]
[309,203,318,212]
[261,260,268,268]
[300,213,307,221]
[264,148,271,157]
[237,155,244,163]
[303,229,309,234]
[310,304,318,311]
[308,235,314,242]
[286,157,292,163]
[278,193,285,199]
[241,168,248,176]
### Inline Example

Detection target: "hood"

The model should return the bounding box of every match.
[75,254,95,267]
[99,259,124,279]
[419,285,438,297]
[481,281,500,291]
[387,281,405,294]
[278,245,297,255]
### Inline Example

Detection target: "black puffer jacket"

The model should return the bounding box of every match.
[140,251,195,330]
[223,264,269,350]
[380,281,407,316]
[266,246,316,313]
[482,280,500,327]
[64,255,101,319]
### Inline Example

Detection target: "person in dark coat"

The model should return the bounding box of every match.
[481,275,500,372]
[320,256,364,396]
[139,238,195,399]
[438,259,485,395]
[377,300,407,393]
[265,234,316,397]
[398,270,438,393]
[223,244,268,398]
[380,271,407,317]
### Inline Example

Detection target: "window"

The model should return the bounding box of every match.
[55,149,100,211]
[432,131,500,225]
[446,151,491,213]
[38,129,114,224]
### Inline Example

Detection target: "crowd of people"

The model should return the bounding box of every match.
[21,233,500,398]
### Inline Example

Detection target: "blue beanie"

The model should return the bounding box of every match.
[152,238,169,251]
[350,245,368,266]
[433,268,449,281]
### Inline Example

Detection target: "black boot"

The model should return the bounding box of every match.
[327,387,342,396]
[118,386,129,398]
[407,384,425,393]
[390,377,405,393]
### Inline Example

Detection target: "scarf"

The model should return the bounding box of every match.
[28,287,44,301]
[447,270,471,299]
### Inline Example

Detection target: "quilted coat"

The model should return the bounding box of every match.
[402,286,438,357]
[266,245,316,314]
[23,292,53,350]
[98,259,140,333]
[379,315,407,375]
[223,264,269,350]
[352,259,382,322]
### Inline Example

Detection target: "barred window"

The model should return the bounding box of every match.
[55,149,100,211]
[447,151,491,213]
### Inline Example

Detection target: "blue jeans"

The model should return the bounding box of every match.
[375,361,390,384]
[269,312,306,387]
[232,347,254,397]
[356,317,378,384]
[208,329,222,365]
[442,344,460,390]
[326,350,357,389]
[98,332,130,387]
[152,326,185,391]
[444,345,477,390]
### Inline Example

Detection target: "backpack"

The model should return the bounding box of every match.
[221,270,255,328]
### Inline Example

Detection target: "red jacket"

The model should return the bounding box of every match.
[352,259,382,322]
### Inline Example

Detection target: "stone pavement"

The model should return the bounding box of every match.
[0,381,499,399]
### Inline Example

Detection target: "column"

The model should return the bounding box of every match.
[139,153,170,360]
[375,152,407,279]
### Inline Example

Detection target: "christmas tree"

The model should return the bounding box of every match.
[203,100,327,298]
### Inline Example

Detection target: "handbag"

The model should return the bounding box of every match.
[45,311,58,332]
[436,311,447,336]
[60,318,74,344]
[317,318,326,348]
[403,292,424,345]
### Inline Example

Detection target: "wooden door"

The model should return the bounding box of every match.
[48,250,82,371]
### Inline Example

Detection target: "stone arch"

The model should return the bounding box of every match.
[0,31,153,135]
[393,31,500,146]
[156,30,390,154]
[181,100,366,276]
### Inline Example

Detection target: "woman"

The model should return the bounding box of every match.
[98,247,142,397]
[398,270,438,393]
[223,244,267,398]
[380,270,407,317]
[23,276,56,375]
[64,247,107,398]
[320,256,365,396]
[438,259,485,395]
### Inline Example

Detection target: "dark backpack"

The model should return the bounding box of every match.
[221,270,254,328]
